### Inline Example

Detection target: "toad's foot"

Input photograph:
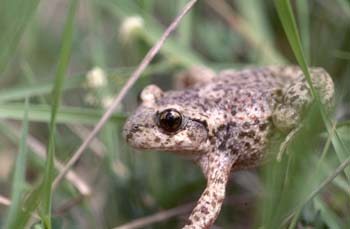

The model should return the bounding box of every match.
[272,67,334,133]
[182,153,236,229]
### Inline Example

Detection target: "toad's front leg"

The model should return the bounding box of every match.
[183,153,235,229]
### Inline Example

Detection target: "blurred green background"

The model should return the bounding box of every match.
[0,0,350,228]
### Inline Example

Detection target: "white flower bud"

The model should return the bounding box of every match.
[120,16,144,42]
[101,96,114,109]
[86,67,107,88]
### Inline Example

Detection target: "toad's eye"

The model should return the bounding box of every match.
[157,109,183,132]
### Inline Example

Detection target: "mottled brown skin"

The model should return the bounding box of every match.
[123,66,334,229]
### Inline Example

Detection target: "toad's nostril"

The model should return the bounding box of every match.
[132,125,141,131]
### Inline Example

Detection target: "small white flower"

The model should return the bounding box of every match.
[120,16,144,42]
[86,67,107,88]
[101,96,114,109]
[112,160,129,178]
[84,93,97,105]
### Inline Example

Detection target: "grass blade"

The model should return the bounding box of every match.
[274,0,350,226]
[40,0,78,227]
[0,0,40,74]
[3,98,29,228]
[0,103,125,125]
[296,0,310,63]
[0,73,84,102]
[274,0,350,179]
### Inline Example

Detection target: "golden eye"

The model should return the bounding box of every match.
[157,109,183,132]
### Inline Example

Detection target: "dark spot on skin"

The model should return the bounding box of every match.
[243,122,250,129]
[217,124,226,132]
[247,130,255,138]
[230,146,239,154]
[238,130,255,139]
[176,140,184,145]
[209,136,216,144]
[253,119,260,125]
[185,219,193,225]
[217,178,224,184]
[289,95,300,103]
[245,142,251,149]
[275,89,283,96]
[260,105,265,113]
[155,137,161,143]
[259,123,268,131]
[126,133,133,141]
[197,102,208,112]
[187,132,196,141]
[254,137,260,144]
[218,142,226,151]
[218,125,231,151]
[231,105,237,115]
[300,84,308,91]
[201,206,209,214]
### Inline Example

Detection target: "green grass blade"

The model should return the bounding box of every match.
[336,0,350,19]
[0,74,83,102]
[0,0,40,74]
[177,0,192,47]
[296,0,310,63]
[5,184,43,229]
[0,103,125,124]
[3,98,29,228]
[236,0,286,64]
[274,0,350,226]
[0,63,171,103]
[40,0,78,227]
[96,0,204,67]
[274,0,350,178]
[314,196,343,229]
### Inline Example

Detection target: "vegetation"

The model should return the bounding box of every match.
[0,0,349,228]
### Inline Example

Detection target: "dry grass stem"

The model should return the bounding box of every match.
[54,194,84,216]
[113,203,195,229]
[0,195,11,206]
[5,121,91,196]
[205,0,283,63]
[52,0,198,190]
[113,192,255,229]
[69,125,106,158]
[282,152,350,226]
